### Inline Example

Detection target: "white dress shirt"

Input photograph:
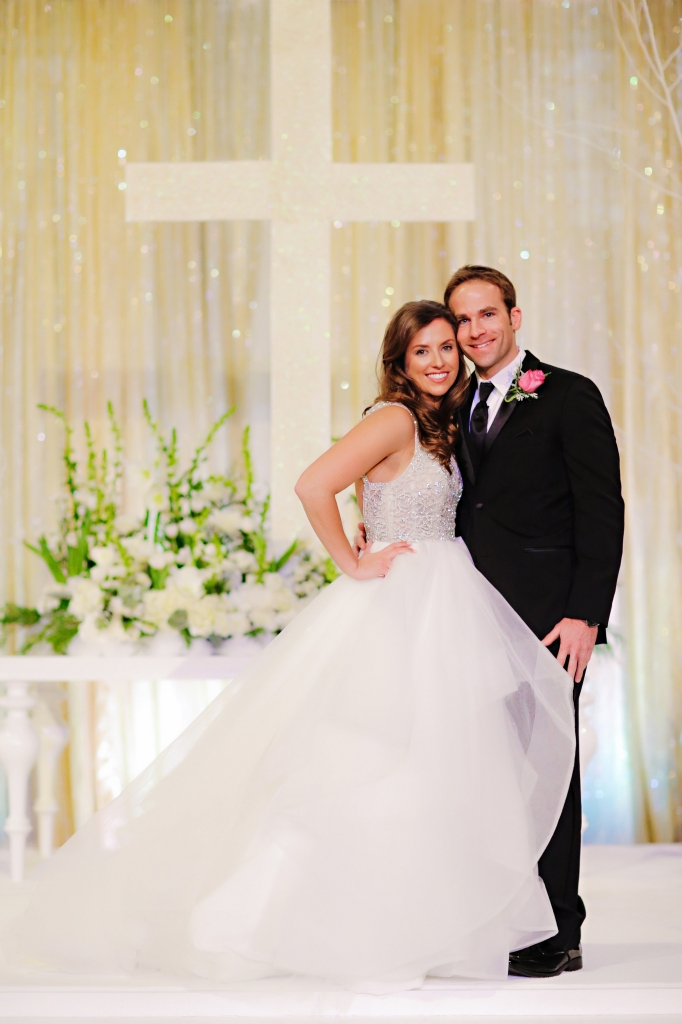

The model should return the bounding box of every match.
[469,349,526,431]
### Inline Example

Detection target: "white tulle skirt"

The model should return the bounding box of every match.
[12,539,576,992]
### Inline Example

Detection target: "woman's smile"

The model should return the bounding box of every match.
[404,318,460,403]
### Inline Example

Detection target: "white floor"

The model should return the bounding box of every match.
[0,844,680,1021]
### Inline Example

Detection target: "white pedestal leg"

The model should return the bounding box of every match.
[0,681,40,882]
[33,691,68,859]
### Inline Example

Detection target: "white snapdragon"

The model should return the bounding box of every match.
[74,489,98,511]
[178,518,198,536]
[232,549,258,573]
[149,550,176,570]
[145,486,169,513]
[114,514,139,536]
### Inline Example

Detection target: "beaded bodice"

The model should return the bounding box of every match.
[362,402,463,543]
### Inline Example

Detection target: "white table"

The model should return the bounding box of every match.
[0,656,252,882]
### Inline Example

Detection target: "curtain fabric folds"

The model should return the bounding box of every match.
[0,0,680,843]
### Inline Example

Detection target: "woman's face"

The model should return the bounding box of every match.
[404,318,459,404]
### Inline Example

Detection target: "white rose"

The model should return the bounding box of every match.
[249,608,279,633]
[90,546,118,569]
[169,564,205,598]
[37,583,71,614]
[68,578,104,620]
[187,595,220,637]
[164,522,179,539]
[89,565,108,584]
[123,535,155,563]
[215,609,250,637]
[232,550,257,572]
[178,518,198,536]
[143,584,188,628]
[208,508,244,535]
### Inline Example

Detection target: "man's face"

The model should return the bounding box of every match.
[447,280,522,379]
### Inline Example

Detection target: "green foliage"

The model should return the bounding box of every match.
[3,403,336,655]
[21,608,80,656]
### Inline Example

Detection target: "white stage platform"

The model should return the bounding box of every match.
[0,844,680,1021]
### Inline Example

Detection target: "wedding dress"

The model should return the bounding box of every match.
[12,403,576,992]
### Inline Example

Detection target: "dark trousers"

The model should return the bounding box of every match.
[536,672,586,952]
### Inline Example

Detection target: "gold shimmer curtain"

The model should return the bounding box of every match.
[0,0,271,840]
[0,0,270,612]
[330,0,682,842]
[1,0,681,844]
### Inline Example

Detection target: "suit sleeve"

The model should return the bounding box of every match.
[559,377,624,631]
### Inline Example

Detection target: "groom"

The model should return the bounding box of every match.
[446,265,624,978]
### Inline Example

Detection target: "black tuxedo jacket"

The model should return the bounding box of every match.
[456,351,624,645]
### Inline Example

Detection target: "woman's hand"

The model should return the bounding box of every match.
[348,541,414,580]
[352,521,367,555]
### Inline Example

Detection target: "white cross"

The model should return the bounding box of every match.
[125,0,474,544]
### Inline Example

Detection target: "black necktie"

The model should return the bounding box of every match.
[468,381,495,474]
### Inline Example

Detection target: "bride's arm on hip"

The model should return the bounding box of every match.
[295,406,414,580]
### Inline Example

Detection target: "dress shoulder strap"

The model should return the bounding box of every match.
[361,402,420,485]
[364,401,418,433]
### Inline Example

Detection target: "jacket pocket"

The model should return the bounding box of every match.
[524,546,572,553]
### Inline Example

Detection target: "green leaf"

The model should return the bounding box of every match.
[272,539,298,572]
[168,608,188,630]
[0,603,41,627]
[67,545,85,577]
[26,538,67,583]
[149,565,170,590]
[22,608,79,655]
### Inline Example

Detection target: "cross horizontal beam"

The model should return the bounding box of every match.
[125,162,475,223]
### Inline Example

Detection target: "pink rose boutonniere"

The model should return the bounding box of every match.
[504,366,550,403]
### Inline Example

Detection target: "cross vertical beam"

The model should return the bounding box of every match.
[269,0,331,544]
[125,0,475,544]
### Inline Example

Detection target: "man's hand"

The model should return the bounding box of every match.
[542,618,598,682]
[353,521,367,556]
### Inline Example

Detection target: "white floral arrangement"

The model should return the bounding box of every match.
[0,403,336,656]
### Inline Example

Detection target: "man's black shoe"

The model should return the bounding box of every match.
[508,945,583,978]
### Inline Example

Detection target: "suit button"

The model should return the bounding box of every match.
[475,502,484,509]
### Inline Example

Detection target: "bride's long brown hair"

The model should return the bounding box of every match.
[371,300,470,470]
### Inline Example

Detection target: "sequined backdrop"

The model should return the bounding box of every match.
[1,0,681,844]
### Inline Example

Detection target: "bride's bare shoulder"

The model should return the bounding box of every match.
[363,402,415,431]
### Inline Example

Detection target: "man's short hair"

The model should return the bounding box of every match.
[444,265,517,317]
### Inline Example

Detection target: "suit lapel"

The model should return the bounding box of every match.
[483,351,539,455]
[484,394,518,452]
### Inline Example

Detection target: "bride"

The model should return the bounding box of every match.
[11,300,575,992]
